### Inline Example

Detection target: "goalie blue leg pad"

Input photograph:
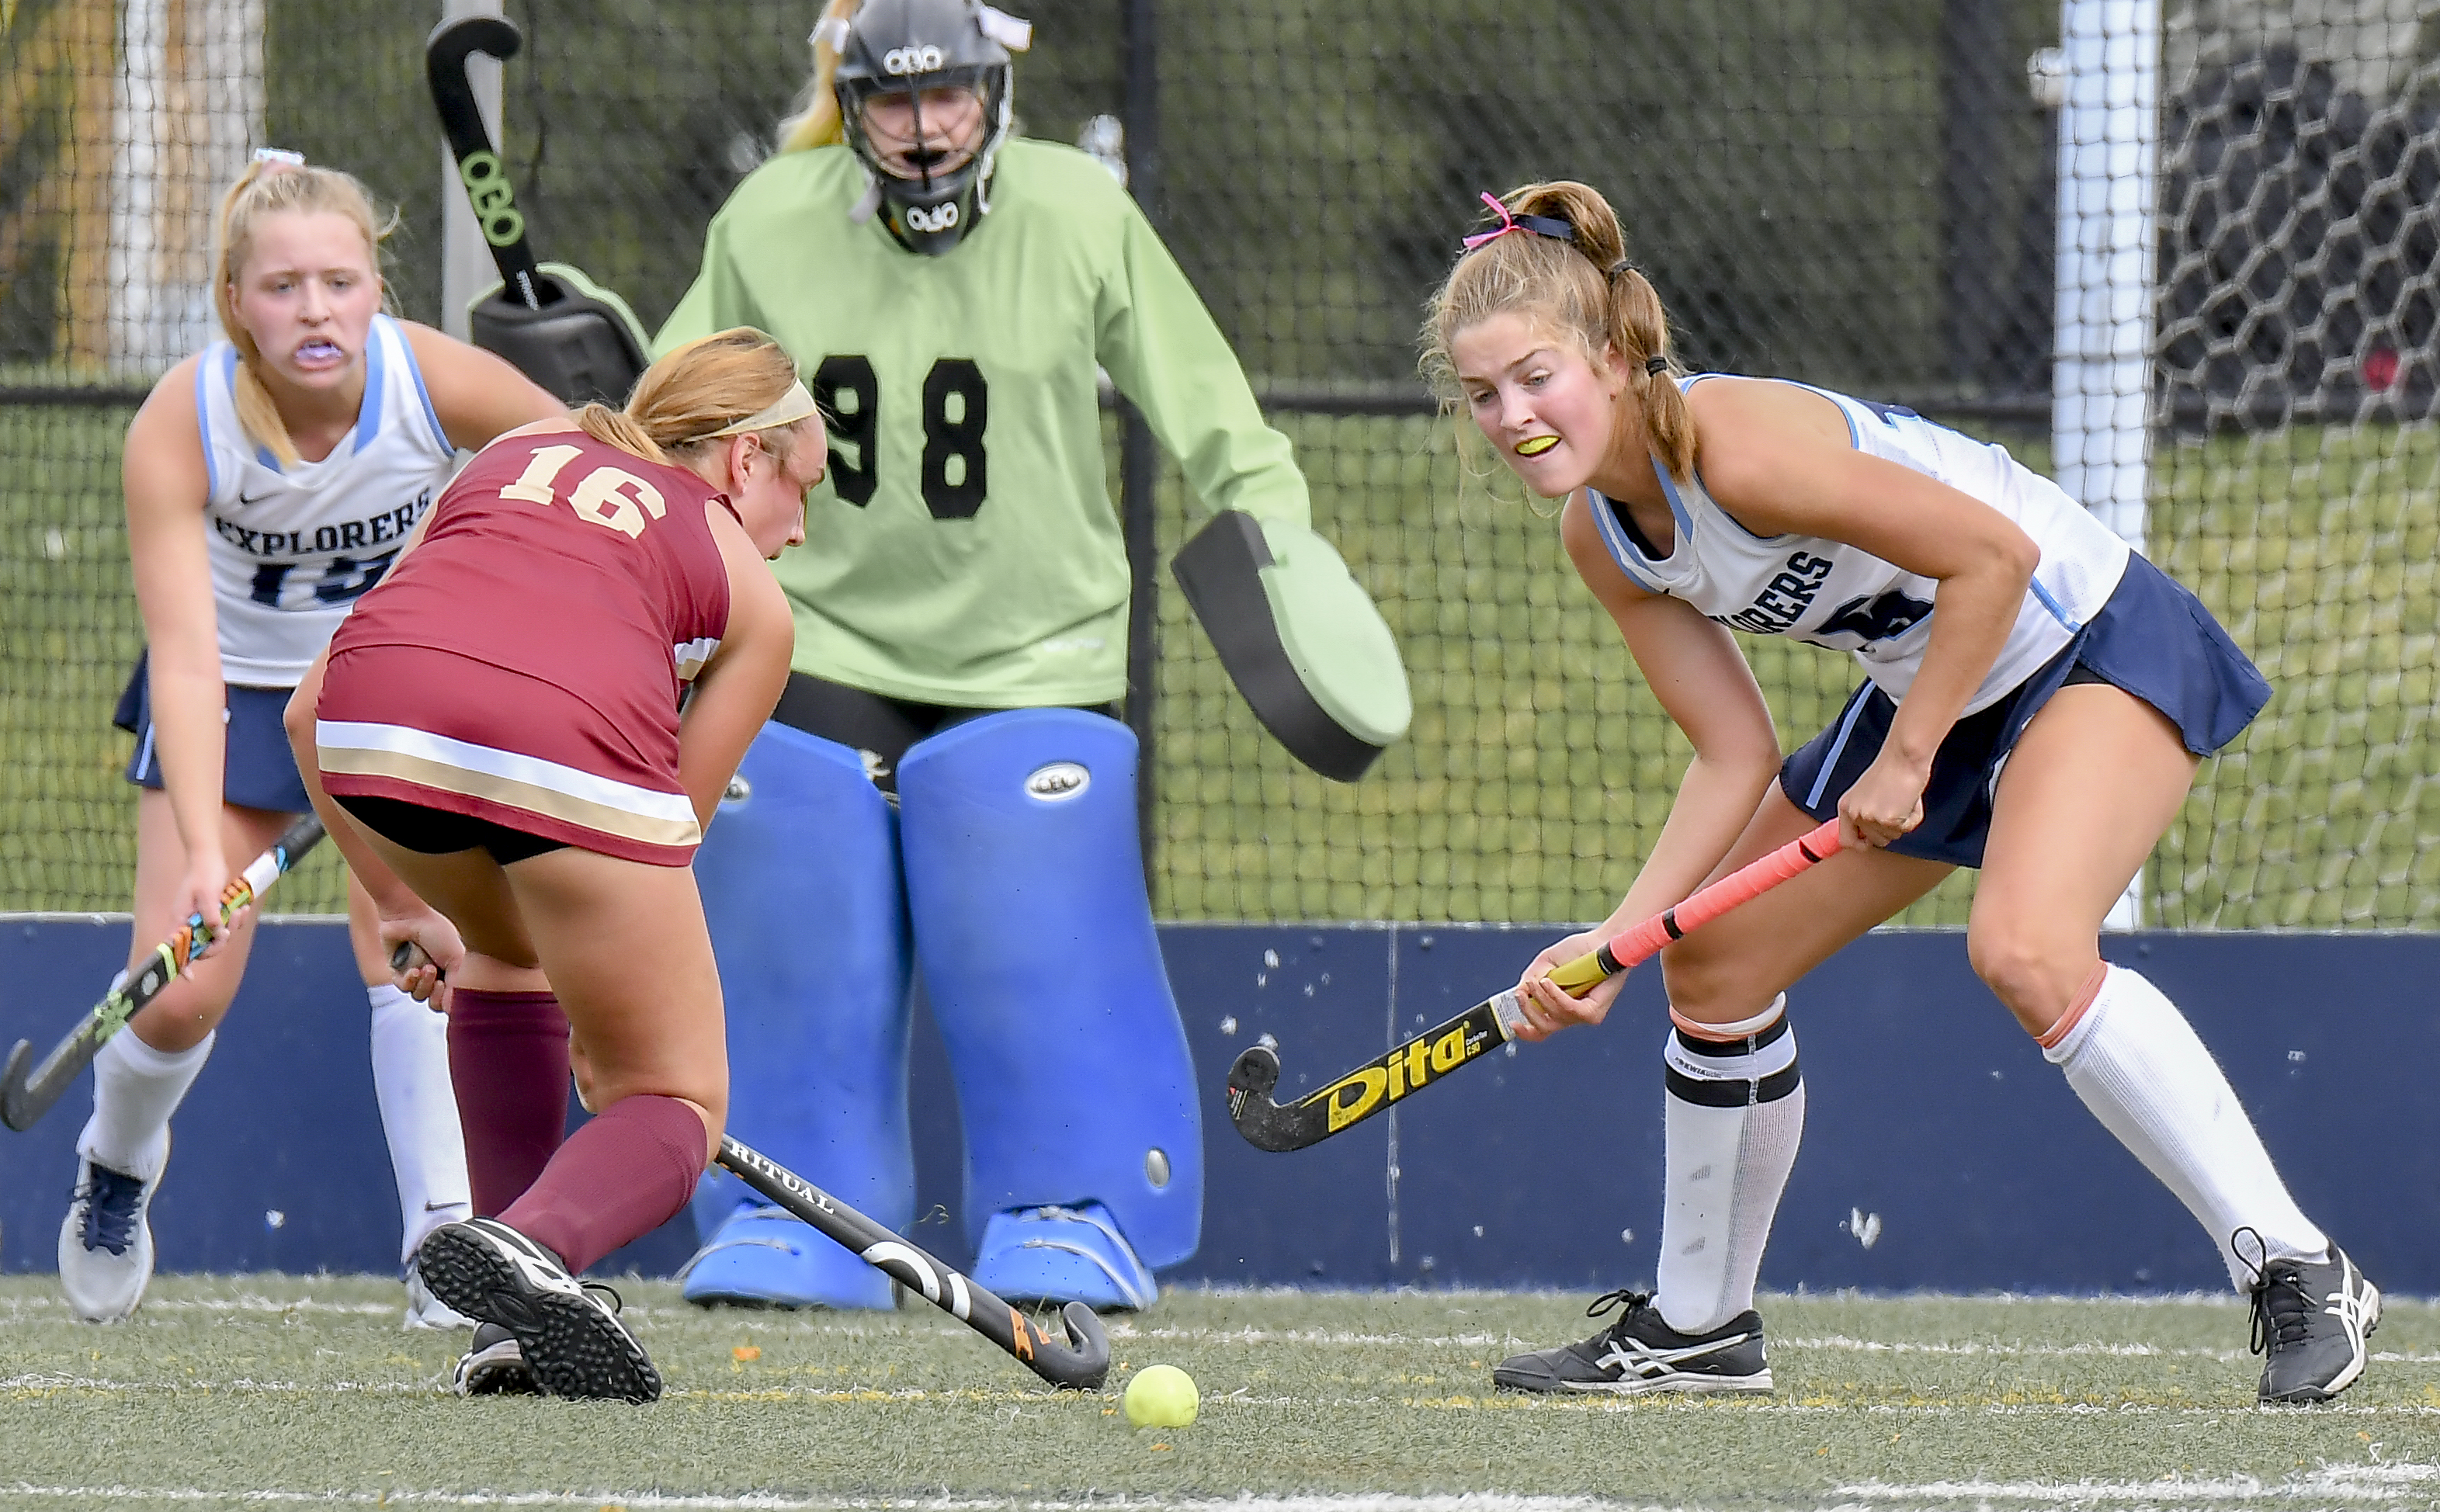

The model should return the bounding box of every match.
[897,709,1203,1271]
[687,723,911,1309]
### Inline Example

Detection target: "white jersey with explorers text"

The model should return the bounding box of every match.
[195,312,457,686]
[1584,375,2130,713]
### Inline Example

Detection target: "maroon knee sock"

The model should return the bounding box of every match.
[446,989,571,1217]
[500,1094,708,1274]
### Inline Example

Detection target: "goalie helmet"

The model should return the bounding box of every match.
[831,0,1029,255]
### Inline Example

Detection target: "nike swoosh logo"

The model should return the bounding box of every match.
[238,491,276,507]
[424,1200,469,1213]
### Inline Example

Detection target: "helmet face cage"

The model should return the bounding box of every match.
[833,0,1015,255]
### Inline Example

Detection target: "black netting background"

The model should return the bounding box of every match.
[4,1,2435,925]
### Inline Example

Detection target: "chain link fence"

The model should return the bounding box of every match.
[4,0,2437,925]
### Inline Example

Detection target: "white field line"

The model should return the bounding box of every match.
[0,1295,396,1319]
[9,1372,2440,1417]
[1837,1460,2440,1503]
[9,1306,2440,1368]
[5,1484,2438,1512]
[0,1492,1681,1512]
[1104,1323,2440,1366]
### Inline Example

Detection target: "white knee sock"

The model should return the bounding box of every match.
[78,1027,213,1183]
[1654,997,1805,1336]
[2043,963,2327,1290]
[369,983,472,1263]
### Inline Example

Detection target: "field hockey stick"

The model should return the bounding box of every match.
[717,1138,1112,1390]
[426,14,543,310]
[387,945,1112,1391]
[1,813,327,1132]
[1225,819,1841,1153]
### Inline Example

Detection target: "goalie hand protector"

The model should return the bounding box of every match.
[1171,512,1412,782]
[833,0,1026,256]
[467,262,650,406]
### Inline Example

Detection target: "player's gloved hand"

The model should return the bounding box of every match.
[378,912,464,1011]
[175,848,250,962]
[1511,928,1629,1042]
[1838,746,1928,850]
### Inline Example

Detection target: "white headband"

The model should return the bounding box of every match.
[695,379,819,441]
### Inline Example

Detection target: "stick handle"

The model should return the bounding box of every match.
[424,15,544,309]
[1545,820,1842,994]
[1,813,326,1131]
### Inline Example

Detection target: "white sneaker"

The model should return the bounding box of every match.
[404,1257,477,1330]
[58,1152,164,1323]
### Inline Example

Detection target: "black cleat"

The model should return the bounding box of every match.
[2240,1232,2379,1405]
[417,1218,661,1403]
[453,1320,541,1396]
[1494,1288,1772,1396]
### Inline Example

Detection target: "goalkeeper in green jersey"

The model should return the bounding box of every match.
[661,0,1407,1311]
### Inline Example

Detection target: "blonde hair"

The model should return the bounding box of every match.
[211,158,392,468]
[777,0,861,153]
[1420,180,1696,482]
[573,328,806,467]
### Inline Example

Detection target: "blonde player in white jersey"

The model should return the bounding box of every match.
[1427,181,2376,1407]
[62,151,563,1326]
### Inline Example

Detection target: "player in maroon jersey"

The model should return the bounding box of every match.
[282,328,821,1402]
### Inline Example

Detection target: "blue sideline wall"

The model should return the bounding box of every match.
[2,916,2432,1294]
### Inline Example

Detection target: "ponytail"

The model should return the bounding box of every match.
[776,0,862,154]
[574,328,808,466]
[571,403,668,463]
[1421,179,1696,482]
[211,154,392,468]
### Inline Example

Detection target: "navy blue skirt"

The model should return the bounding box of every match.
[1779,553,2270,868]
[115,650,313,815]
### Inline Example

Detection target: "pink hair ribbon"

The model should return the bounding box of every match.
[1459,190,1574,251]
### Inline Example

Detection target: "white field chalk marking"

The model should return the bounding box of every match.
[1102,1321,2440,1365]
[6,1488,2440,1512]
[1838,1460,2440,1504]
[0,1492,1690,1512]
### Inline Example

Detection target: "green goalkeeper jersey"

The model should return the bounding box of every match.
[657,139,1313,708]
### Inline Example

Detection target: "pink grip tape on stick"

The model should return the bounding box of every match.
[1544,820,1844,995]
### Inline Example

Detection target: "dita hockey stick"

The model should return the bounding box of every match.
[1,813,326,1131]
[1225,819,1841,1153]
[386,946,1109,1390]
[426,14,542,309]
[717,1138,1112,1390]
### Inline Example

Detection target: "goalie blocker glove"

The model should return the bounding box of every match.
[1171,510,1411,782]
[468,262,650,406]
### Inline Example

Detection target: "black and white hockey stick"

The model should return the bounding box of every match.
[425,14,543,310]
[1225,820,1841,1152]
[0,813,327,1131]
[388,945,1109,1390]
[717,1137,1112,1390]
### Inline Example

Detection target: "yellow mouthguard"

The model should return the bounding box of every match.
[1515,435,1559,456]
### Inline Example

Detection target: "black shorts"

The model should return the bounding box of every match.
[771,672,1119,794]
[335,793,567,865]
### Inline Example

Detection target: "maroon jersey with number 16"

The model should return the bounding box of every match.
[316,427,738,865]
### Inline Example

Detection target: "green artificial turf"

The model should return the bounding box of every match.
[0,1275,2432,1510]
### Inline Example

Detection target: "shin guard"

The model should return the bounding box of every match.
[897,710,1201,1270]
[689,723,913,1306]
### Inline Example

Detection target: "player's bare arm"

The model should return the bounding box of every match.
[679,515,797,833]
[123,358,241,929]
[399,320,566,448]
[1688,376,2039,845]
[1511,495,1787,1036]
